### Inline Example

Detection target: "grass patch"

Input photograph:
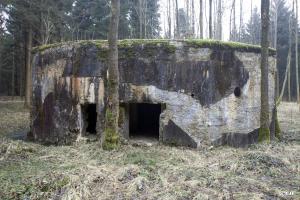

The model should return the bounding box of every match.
[124,152,158,166]
[0,101,299,199]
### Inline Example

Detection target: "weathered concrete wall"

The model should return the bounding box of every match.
[31,40,276,147]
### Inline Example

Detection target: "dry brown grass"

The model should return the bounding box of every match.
[0,101,299,200]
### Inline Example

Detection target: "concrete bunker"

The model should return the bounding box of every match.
[30,40,277,148]
[129,103,161,140]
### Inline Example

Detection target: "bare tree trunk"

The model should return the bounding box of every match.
[20,41,25,97]
[250,0,253,43]
[138,0,143,39]
[277,17,293,105]
[185,0,190,36]
[274,0,279,98]
[209,0,213,39]
[213,0,217,38]
[200,0,203,39]
[239,0,243,41]
[296,0,300,105]
[259,0,271,142]
[167,0,171,38]
[103,0,120,150]
[173,0,176,37]
[175,0,179,38]
[216,0,222,40]
[230,0,236,40]
[25,25,32,108]
[230,1,233,39]
[273,0,278,49]
[288,61,291,101]
[0,49,2,93]
[11,49,15,97]
[192,0,195,36]
[144,0,147,39]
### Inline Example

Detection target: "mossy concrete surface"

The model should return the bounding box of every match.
[31,37,277,147]
[0,101,299,199]
[32,39,276,55]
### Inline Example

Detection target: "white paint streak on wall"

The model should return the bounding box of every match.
[126,52,276,147]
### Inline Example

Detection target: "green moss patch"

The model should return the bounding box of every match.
[258,127,271,143]
[33,39,275,56]
[103,108,119,150]
[185,39,276,55]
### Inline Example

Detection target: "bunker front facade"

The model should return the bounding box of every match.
[30,40,277,148]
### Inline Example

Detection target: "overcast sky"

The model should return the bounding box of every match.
[158,0,294,40]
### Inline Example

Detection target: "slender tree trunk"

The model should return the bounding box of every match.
[213,0,217,38]
[239,0,243,41]
[233,0,236,40]
[167,0,171,38]
[259,0,271,142]
[277,17,292,105]
[230,0,236,40]
[187,0,190,34]
[192,0,195,36]
[216,0,222,40]
[175,0,179,38]
[250,0,253,43]
[11,49,15,97]
[144,0,147,39]
[288,61,291,101]
[296,0,300,105]
[172,0,175,37]
[138,0,143,39]
[0,48,2,92]
[274,1,278,49]
[209,0,212,39]
[103,0,120,150]
[200,0,203,39]
[20,41,25,97]
[230,1,233,39]
[274,0,279,98]
[25,25,32,108]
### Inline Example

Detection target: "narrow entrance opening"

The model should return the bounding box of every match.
[129,103,161,139]
[81,104,97,135]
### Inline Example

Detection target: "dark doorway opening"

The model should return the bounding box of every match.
[82,104,97,134]
[129,103,161,139]
[234,87,241,97]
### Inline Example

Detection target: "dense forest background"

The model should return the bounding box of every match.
[0,0,299,101]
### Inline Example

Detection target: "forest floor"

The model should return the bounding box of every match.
[0,101,299,200]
